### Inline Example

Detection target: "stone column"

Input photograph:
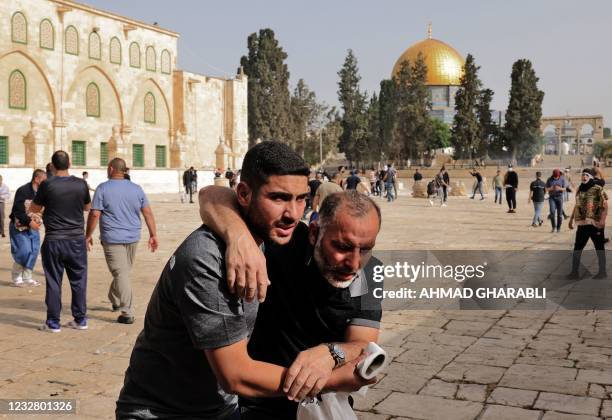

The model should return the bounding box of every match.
[215,137,231,170]
[170,130,186,168]
[23,119,50,168]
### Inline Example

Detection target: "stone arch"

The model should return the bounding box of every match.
[11,12,28,44]
[0,49,57,120]
[128,78,172,132]
[66,64,124,126]
[39,19,55,50]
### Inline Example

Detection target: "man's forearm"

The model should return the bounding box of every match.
[141,207,157,237]
[199,186,248,241]
[231,359,287,398]
[85,211,100,237]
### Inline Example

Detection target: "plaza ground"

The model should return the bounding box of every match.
[1,177,612,419]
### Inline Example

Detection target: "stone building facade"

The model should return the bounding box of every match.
[0,0,247,187]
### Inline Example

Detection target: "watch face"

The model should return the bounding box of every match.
[334,344,345,360]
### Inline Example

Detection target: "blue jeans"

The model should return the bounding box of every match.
[494,187,502,204]
[9,221,40,269]
[386,182,394,201]
[532,201,543,225]
[41,237,88,324]
[549,196,564,230]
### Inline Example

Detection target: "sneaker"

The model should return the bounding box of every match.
[12,281,26,287]
[566,272,581,280]
[24,279,40,287]
[593,272,607,279]
[480,197,485,200]
[539,219,544,226]
[117,314,135,324]
[429,199,434,206]
[65,319,88,330]
[551,228,556,233]
[39,321,61,333]
[531,223,538,227]
[556,229,561,233]
[470,196,475,199]
[441,203,447,207]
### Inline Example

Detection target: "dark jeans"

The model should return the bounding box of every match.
[494,187,502,204]
[41,237,88,324]
[442,185,448,202]
[571,225,606,275]
[0,202,5,235]
[506,187,516,210]
[472,182,483,198]
[549,195,564,230]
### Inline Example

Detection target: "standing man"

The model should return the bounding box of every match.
[528,171,546,227]
[384,163,397,202]
[183,167,196,204]
[469,169,484,200]
[29,151,91,332]
[504,165,518,213]
[442,166,450,204]
[85,158,158,324]
[413,168,423,182]
[344,170,361,191]
[0,175,9,237]
[492,169,503,205]
[546,169,567,233]
[82,171,95,192]
[568,169,608,279]
[563,168,574,219]
[306,172,322,213]
[312,172,343,213]
[9,169,46,286]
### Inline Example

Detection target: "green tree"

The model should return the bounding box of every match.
[451,54,481,160]
[504,59,545,161]
[429,117,451,150]
[337,49,369,166]
[475,88,499,157]
[366,93,381,166]
[604,127,611,138]
[240,29,292,145]
[378,79,397,163]
[393,53,432,162]
[289,79,325,159]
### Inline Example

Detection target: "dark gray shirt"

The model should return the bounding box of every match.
[117,225,258,419]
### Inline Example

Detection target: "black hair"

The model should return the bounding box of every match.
[240,141,309,192]
[32,169,45,181]
[51,150,70,170]
[82,171,89,176]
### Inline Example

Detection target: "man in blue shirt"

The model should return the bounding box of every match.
[546,168,568,233]
[85,158,158,324]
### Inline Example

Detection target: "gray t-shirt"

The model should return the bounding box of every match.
[117,225,258,419]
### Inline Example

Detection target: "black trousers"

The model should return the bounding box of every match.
[571,225,606,274]
[41,237,88,323]
[505,187,516,210]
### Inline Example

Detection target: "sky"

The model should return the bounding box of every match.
[84,0,612,128]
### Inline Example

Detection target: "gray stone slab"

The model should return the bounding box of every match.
[375,393,483,420]
[487,387,538,408]
[499,364,588,395]
[533,392,601,416]
[480,405,541,420]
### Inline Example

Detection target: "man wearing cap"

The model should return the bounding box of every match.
[546,169,568,233]
[568,169,608,279]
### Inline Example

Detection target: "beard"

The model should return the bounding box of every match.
[313,235,356,289]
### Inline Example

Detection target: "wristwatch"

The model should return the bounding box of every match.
[326,343,346,367]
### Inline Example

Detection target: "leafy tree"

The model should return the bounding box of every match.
[503,59,544,161]
[604,127,611,138]
[393,53,432,162]
[378,79,398,163]
[240,29,292,145]
[429,117,451,150]
[365,93,381,165]
[289,79,325,159]
[451,54,481,160]
[475,88,499,157]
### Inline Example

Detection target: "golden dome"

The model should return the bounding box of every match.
[392,31,464,86]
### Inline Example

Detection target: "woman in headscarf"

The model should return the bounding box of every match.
[567,169,608,279]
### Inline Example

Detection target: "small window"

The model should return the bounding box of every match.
[39,19,54,50]
[100,142,109,166]
[110,37,121,64]
[11,12,27,44]
[144,92,155,123]
[72,141,86,166]
[129,42,140,68]
[161,49,171,74]
[132,144,144,167]
[86,83,100,117]
[65,25,79,55]
[9,70,27,110]
[88,31,101,60]
[145,46,156,71]
[155,145,166,168]
[0,137,8,165]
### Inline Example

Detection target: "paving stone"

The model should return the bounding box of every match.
[456,383,486,402]
[355,412,390,420]
[479,404,541,420]
[533,392,601,416]
[436,362,506,384]
[352,388,392,412]
[577,369,612,385]
[588,383,607,399]
[395,342,462,367]
[602,400,612,417]
[374,363,434,393]
[443,320,493,337]
[487,387,538,407]
[418,379,457,398]
[541,412,601,420]
[516,356,575,368]
[375,392,483,419]
[499,364,588,395]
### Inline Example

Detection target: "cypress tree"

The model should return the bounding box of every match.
[451,54,481,161]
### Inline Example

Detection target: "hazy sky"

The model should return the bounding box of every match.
[85,0,612,127]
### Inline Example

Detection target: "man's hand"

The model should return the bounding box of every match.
[284,344,334,401]
[569,219,574,230]
[149,235,158,252]
[28,220,40,231]
[86,236,93,252]
[225,232,269,303]
[326,356,377,393]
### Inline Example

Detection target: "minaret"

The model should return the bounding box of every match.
[427,22,432,39]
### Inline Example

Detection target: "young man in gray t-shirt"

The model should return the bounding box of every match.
[117,142,370,419]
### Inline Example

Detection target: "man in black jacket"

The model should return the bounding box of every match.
[504,165,519,213]
[9,169,46,287]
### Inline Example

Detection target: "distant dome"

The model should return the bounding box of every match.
[392,27,464,86]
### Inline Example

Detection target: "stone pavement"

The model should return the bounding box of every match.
[1,184,612,419]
